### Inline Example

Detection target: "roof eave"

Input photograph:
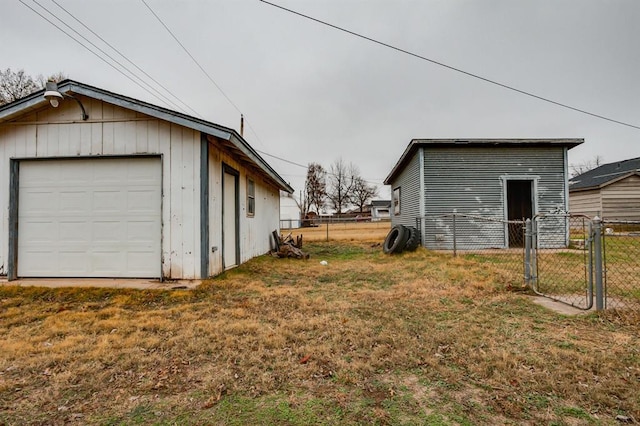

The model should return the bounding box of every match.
[0,80,293,194]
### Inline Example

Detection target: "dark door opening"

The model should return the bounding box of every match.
[506,180,533,247]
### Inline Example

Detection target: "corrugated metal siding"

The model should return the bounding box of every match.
[0,98,203,279]
[389,149,421,229]
[422,146,567,249]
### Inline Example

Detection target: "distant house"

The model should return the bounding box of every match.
[569,157,640,221]
[0,80,292,280]
[369,200,391,221]
[384,139,583,249]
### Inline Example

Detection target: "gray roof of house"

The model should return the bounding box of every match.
[569,157,640,192]
[384,138,584,184]
[0,80,293,193]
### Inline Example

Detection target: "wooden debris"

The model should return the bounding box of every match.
[271,230,309,259]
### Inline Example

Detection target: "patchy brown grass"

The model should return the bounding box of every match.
[1,241,639,425]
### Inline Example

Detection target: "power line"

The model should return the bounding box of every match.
[258,0,640,131]
[31,0,184,112]
[19,0,177,109]
[139,0,242,115]
[256,149,307,168]
[139,0,268,149]
[49,0,203,119]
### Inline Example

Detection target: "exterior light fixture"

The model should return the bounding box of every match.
[43,81,89,121]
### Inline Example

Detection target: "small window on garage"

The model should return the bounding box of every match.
[247,177,255,217]
[393,187,400,215]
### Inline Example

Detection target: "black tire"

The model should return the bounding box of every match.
[383,225,410,254]
[404,226,421,251]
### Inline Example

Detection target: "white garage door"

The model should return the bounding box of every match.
[18,157,162,278]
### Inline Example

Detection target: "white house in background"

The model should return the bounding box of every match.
[370,200,391,221]
[280,191,301,228]
[0,80,293,281]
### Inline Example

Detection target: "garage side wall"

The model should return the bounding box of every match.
[207,140,280,276]
[0,98,201,279]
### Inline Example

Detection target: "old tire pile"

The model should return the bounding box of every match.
[383,225,421,254]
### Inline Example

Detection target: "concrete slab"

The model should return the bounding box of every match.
[530,295,593,315]
[0,277,201,290]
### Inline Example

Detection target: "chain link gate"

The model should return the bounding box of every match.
[527,214,594,310]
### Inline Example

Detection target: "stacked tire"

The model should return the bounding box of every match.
[383,225,421,254]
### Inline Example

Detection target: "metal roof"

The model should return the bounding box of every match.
[384,138,584,184]
[0,80,293,193]
[569,157,640,192]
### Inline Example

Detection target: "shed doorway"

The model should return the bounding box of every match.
[506,180,533,247]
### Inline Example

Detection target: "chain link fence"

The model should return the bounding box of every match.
[531,215,592,309]
[602,220,640,312]
[419,214,525,287]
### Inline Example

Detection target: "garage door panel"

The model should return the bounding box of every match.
[128,190,158,213]
[18,158,161,278]
[59,252,89,274]
[20,220,57,243]
[59,221,91,243]
[60,191,90,213]
[19,191,57,213]
[93,221,125,243]
[93,190,126,213]
[19,250,58,274]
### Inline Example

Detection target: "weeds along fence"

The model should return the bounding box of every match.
[417,214,525,287]
[280,217,391,241]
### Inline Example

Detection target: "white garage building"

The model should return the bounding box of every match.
[0,80,293,280]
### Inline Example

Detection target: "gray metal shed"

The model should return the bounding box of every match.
[384,139,584,249]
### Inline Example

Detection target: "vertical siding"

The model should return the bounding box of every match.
[421,146,567,249]
[0,97,201,279]
[389,149,421,229]
[206,141,280,276]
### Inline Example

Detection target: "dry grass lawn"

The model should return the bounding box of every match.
[1,240,639,425]
[282,221,391,242]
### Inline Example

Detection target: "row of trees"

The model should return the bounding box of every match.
[0,68,66,106]
[301,158,377,216]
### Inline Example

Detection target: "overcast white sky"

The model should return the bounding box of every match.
[2,0,639,199]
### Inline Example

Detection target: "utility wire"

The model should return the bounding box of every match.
[19,0,177,110]
[259,0,640,131]
[49,0,203,119]
[31,0,183,112]
[139,0,242,114]
[139,0,269,149]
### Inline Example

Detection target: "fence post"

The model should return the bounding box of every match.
[593,216,604,311]
[524,219,532,288]
[452,212,457,257]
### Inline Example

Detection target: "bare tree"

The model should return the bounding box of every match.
[0,68,67,106]
[570,155,603,177]
[303,162,327,215]
[351,176,377,213]
[0,68,40,105]
[327,158,357,216]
